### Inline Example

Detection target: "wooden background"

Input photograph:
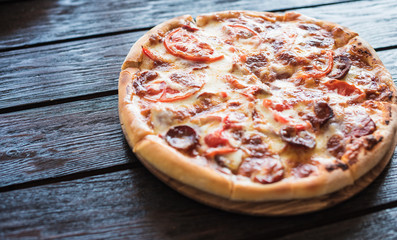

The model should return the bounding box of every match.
[1,0,397,239]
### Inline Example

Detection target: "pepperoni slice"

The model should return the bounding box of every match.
[166,125,199,152]
[133,71,161,97]
[164,28,223,62]
[292,163,318,178]
[308,101,334,129]
[238,157,284,184]
[349,114,376,138]
[328,55,351,79]
[327,135,345,159]
[280,126,316,149]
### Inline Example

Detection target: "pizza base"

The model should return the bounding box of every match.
[119,11,397,202]
[138,141,394,215]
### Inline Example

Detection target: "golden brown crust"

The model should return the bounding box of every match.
[231,178,292,201]
[348,105,397,180]
[119,11,397,202]
[118,68,154,146]
[347,36,397,103]
[122,15,194,70]
[134,135,233,199]
[196,10,280,26]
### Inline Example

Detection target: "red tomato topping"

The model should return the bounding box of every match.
[262,99,294,124]
[204,129,229,148]
[223,114,244,130]
[324,80,363,96]
[164,28,224,62]
[142,47,161,62]
[272,112,290,124]
[140,72,204,102]
[205,147,237,158]
[157,88,200,102]
[262,99,291,112]
[224,75,246,89]
[294,123,308,131]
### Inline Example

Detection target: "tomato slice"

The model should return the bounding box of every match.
[224,75,246,89]
[204,129,229,148]
[141,47,170,64]
[324,80,363,96]
[262,99,291,112]
[272,112,290,124]
[158,87,201,102]
[135,71,204,102]
[262,99,293,124]
[164,28,224,62]
[205,147,237,158]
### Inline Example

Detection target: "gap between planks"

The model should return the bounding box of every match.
[0,163,133,193]
[0,0,361,53]
[275,202,397,239]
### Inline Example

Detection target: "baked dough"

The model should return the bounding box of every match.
[119,11,397,201]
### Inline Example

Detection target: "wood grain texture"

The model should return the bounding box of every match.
[279,207,397,240]
[1,44,397,186]
[0,32,140,109]
[1,1,397,110]
[0,95,138,187]
[0,165,396,240]
[297,0,397,49]
[140,147,395,216]
[0,0,348,50]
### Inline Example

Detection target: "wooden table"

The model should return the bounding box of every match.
[1,0,397,239]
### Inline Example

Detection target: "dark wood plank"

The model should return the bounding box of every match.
[0,94,138,187]
[279,207,397,240]
[1,0,397,110]
[0,167,396,240]
[298,0,397,49]
[1,47,397,187]
[0,0,348,50]
[0,32,140,110]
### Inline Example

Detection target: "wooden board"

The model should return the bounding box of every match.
[0,0,348,50]
[139,144,396,216]
[1,0,397,110]
[0,95,137,187]
[0,0,396,238]
[279,207,397,239]
[0,167,396,239]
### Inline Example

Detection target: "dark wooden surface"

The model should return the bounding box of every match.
[1,0,396,239]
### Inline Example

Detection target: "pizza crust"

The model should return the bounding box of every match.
[122,15,194,70]
[347,105,397,180]
[134,135,233,199]
[119,11,397,203]
[119,68,154,146]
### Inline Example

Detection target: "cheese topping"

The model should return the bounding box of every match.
[128,12,394,185]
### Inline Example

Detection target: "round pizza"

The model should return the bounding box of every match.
[119,11,397,202]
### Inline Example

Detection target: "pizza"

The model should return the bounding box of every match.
[119,11,397,202]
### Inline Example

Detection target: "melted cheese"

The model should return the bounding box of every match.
[128,12,391,182]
